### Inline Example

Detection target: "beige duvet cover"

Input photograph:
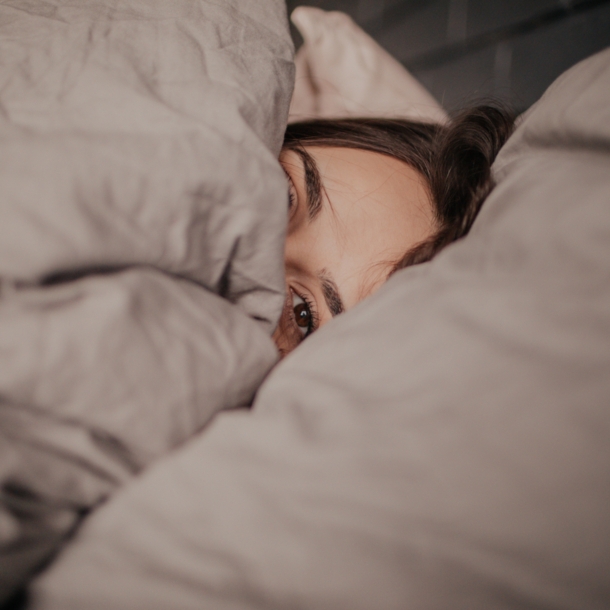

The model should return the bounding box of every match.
[29,48,610,610]
[0,0,293,601]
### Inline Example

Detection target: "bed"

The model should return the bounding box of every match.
[0,0,292,601]
[1,2,609,609]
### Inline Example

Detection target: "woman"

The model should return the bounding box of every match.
[274,106,515,355]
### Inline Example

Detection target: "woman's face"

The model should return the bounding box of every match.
[274,146,436,355]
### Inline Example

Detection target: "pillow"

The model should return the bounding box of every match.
[29,49,610,610]
[289,6,448,124]
[0,0,294,327]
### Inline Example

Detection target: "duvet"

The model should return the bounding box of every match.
[0,0,294,601]
[26,47,610,610]
[2,2,610,609]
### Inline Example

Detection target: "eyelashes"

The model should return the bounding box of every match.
[281,170,318,344]
[288,186,296,210]
[274,288,319,356]
[286,174,297,214]
[290,289,318,338]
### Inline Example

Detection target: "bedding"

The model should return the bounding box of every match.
[289,6,448,123]
[0,0,293,602]
[28,47,610,610]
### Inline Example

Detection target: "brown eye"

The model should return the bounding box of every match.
[292,293,312,336]
[294,302,310,327]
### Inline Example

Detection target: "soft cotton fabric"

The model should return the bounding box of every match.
[0,270,278,601]
[289,6,447,124]
[0,0,293,325]
[0,0,293,601]
[29,48,610,610]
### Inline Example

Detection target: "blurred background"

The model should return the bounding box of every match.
[285,0,610,113]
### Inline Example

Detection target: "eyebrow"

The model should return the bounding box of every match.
[318,270,345,317]
[292,147,323,220]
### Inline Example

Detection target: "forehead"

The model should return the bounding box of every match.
[281,145,423,190]
[303,146,433,243]
[307,145,421,193]
[283,145,436,306]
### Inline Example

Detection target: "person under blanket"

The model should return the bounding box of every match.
[273,107,515,355]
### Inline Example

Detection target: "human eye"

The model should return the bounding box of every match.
[290,290,318,338]
[287,176,297,212]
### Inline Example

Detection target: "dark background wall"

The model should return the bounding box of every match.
[285,0,610,113]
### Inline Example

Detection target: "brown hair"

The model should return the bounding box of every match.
[283,106,515,272]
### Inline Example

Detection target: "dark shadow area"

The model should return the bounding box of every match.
[1,589,28,610]
[285,0,610,112]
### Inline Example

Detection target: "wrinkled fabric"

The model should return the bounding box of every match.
[29,49,610,610]
[0,0,293,601]
[0,0,293,326]
[289,6,447,124]
[0,269,279,602]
